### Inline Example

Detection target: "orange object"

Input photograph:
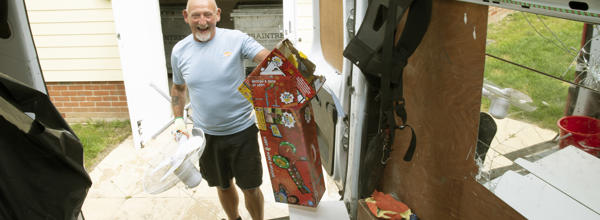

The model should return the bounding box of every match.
[366,198,379,215]
[365,190,412,219]
[372,190,410,213]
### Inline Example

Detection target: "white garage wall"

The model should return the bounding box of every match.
[25,0,123,82]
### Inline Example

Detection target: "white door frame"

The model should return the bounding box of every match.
[111,0,172,148]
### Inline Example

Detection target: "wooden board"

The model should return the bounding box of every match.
[319,0,343,72]
[357,199,377,220]
[379,1,524,219]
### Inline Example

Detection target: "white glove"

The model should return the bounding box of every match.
[173,117,188,136]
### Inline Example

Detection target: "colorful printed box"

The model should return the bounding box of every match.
[238,39,326,207]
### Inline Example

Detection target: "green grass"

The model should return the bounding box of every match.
[484,12,583,129]
[70,120,131,169]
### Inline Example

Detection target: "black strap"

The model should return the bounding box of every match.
[344,0,432,163]
[391,0,432,125]
[378,0,398,164]
[393,0,432,162]
[400,124,417,161]
[0,0,10,39]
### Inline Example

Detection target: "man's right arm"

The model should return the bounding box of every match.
[171,83,187,117]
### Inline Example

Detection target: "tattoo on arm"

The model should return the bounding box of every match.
[171,95,181,106]
[171,84,186,117]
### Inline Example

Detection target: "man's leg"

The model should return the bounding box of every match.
[217,179,240,220]
[229,125,264,219]
[242,187,264,220]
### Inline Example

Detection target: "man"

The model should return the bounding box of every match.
[170,0,269,219]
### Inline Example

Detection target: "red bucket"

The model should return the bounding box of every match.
[557,115,600,157]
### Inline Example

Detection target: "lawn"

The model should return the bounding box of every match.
[70,120,131,169]
[483,12,583,129]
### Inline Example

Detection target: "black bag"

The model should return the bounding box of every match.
[0,72,92,220]
[345,0,431,198]
[359,132,387,198]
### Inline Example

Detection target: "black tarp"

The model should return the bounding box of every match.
[0,72,91,219]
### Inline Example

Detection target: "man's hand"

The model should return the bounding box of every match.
[173,117,189,138]
[253,49,270,64]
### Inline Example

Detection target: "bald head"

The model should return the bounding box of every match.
[186,0,218,11]
[183,0,221,42]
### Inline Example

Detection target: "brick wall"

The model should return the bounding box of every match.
[47,81,129,122]
[488,6,514,24]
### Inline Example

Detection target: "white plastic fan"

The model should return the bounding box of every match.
[482,79,537,119]
[143,129,206,194]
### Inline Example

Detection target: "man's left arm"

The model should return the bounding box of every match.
[252,49,270,64]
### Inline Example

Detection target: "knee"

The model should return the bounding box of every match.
[242,187,261,196]
[217,186,234,192]
[217,179,236,192]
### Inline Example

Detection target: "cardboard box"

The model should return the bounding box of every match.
[238,39,326,207]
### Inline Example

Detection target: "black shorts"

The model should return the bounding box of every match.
[194,125,262,190]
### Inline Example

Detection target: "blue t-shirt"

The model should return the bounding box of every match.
[171,28,264,135]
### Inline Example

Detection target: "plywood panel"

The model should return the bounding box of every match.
[30,22,116,35]
[43,70,123,82]
[36,47,120,59]
[24,0,112,10]
[379,1,524,219]
[319,0,343,72]
[27,9,114,23]
[39,58,121,70]
[32,34,118,47]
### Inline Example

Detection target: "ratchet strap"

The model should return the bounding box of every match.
[344,0,432,164]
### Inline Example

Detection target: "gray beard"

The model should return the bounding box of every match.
[194,31,211,42]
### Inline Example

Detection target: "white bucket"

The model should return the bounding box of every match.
[174,159,202,188]
[489,97,510,119]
